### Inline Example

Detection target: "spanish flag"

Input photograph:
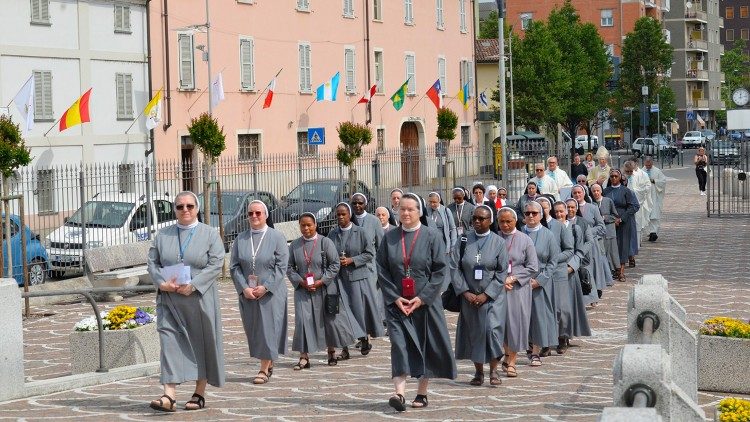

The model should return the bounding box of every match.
[59,88,92,131]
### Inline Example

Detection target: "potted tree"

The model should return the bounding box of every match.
[187,113,226,224]
[436,107,458,179]
[336,122,372,198]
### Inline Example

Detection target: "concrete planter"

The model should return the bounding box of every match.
[69,323,159,374]
[697,335,750,394]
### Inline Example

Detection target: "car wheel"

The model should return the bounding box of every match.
[28,259,47,286]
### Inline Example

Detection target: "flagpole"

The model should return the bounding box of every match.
[43,117,63,137]
[444,95,458,108]
[305,98,316,112]
[125,109,146,134]
[248,68,283,111]
[408,93,427,112]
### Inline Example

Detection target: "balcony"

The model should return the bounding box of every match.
[687,99,709,109]
[661,0,670,12]
[686,39,708,51]
[718,17,724,28]
[644,0,656,8]
[684,10,707,22]
[686,69,709,80]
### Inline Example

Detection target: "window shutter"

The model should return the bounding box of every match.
[33,71,43,118]
[240,38,255,90]
[125,74,133,116]
[438,57,446,95]
[31,0,40,21]
[436,0,443,27]
[123,6,130,31]
[345,48,355,93]
[299,44,305,91]
[468,60,474,97]
[179,34,194,89]
[42,71,52,119]
[114,6,122,30]
[305,45,311,91]
[406,54,415,94]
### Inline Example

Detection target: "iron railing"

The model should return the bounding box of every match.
[706,139,750,216]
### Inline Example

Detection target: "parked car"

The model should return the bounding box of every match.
[562,133,599,154]
[681,131,706,148]
[1,214,50,286]
[744,129,750,139]
[198,190,282,251]
[46,192,177,277]
[729,130,743,141]
[632,137,678,158]
[708,140,740,165]
[700,129,716,141]
[277,179,376,235]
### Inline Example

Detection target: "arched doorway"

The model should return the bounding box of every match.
[400,122,420,186]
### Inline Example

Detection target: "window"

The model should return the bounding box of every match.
[33,70,53,121]
[404,0,413,24]
[130,203,154,231]
[405,53,416,95]
[742,29,749,40]
[741,6,748,18]
[118,164,136,193]
[343,0,354,17]
[297,0,309,11]
[374,50,384,93]
[345,46,356,94]
[376,127,385,152]
[460,125,470,147]
[436,0,444,29]
[727,29,734,41]
[115,73,133,120]
[373,0,382,20]
[725,7,734,19]
[114,4,131,33]
[238,133,261,162]
[37,169,54,213]
[438,56,447,97]
[520,13,532,30]
[298,43,312,93]
[605,44,615,57]
[30,0,50,24]
[459,59,474,97]
[240,37,255,90]
[459,0,467,33]
[155,200,175,223]
[297,130,318,156]
[178,34,195,90]
[600,9,613,27]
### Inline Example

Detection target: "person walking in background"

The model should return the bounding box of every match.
[643,157,667,241]
[587,147,612,187]
[583,152,596,172]
[375,206,396,233]
[590,184,620,278]
[147,191,225,412]
[694,147,709,196]
[425,192,457,254]
[448,187,475,237]
[604,170,639,282]
[529,163,560,200]
[570,154,588,182]
[546,156,573,193]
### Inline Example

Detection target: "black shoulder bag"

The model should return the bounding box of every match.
[442,236,468,312]
[572,224,592,296]
[322,250,340,315]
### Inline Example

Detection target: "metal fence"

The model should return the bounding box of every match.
[706,139,750,216]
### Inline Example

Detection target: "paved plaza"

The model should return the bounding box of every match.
[1,165,749,421]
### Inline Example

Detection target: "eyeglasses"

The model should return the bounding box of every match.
[524,211,539,216]
[351,201,365,205]
[472,216,489,221]
[175,204,195,211]
[499,193,507,198]
[247,211,263,217]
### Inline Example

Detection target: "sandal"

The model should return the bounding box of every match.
[268,366,274,377]
[628,257,636,267]
[253,370,270,384]
[293,357,310,371]
[529,355,542,367]
[388,393,406,412]
[469,370,484,386]
[184,393,205,411]
[149,394,176,412]
[490,370,502,386]
[336,347,350,361]
[540,347,551,357]
[506,365,518,378]
[360,339,372,356]
[501,355,509,372]
[327,351,338,366]
[412,394,428,408]
[618,272,627,283]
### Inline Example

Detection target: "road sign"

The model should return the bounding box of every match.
[686,111,695,120]
[308,127,325,145]
[650,103,659,113]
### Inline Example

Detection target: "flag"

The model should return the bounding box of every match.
[262,79,276,109]
[59,88,92,132]
[457,83,469,110]
[426,79,442,110]
[143,88,162,130]
[210,72,225,109]
[316,72,340,102]
[479,90,489,109]
[390,79,410,111]
[13,75,35,135]
[358,84,377,104]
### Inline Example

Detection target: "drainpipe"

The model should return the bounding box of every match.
[145,0,155,158]
[364,0,372,125]
[162,0,172,130]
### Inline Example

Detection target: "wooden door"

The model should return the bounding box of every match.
[400,122,420,186]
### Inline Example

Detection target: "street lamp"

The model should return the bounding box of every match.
[625,107,634,146]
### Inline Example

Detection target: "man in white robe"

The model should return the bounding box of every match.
[546,156,573,194]
[643,157,667,242]
[624,160,652,246]
[530,163,560,200]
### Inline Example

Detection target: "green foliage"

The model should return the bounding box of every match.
[0,115,32,179]
[187,113,226,163]
[436,107,458,141]
[335,122,372,167]
[479,10,499,39]
[721,40,750,108]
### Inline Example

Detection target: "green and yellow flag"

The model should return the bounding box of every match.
[390,79,410,111]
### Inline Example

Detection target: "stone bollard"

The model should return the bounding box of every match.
[598,407,663,421]
[613,345,706,422]
[627,278,697,400]
[636,274,687,326]
[0,278,25,401]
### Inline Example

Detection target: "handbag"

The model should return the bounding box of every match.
[571,223,593,296]
[321,250,340,315]
[442,236,467,313]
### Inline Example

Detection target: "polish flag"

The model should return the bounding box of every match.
[262,79,275,109]
[358,84,377,104]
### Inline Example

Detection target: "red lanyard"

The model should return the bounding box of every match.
[302,236,318,270]
[401,227,421,274]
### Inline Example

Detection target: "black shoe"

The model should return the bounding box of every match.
[648,233,658,242]
[540,347,551,357]
[361,339,372,356]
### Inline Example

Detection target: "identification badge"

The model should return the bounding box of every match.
[401,277,416,299]
[474,265,485,281]
[247,274,258,287]
[457,227,464,235]
[305,273,315,286]
[507,263,512,275]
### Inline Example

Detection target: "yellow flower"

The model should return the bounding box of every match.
[107,305,136,330]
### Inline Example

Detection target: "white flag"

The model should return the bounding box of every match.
[13,75,35,135]
[210,72,225,109]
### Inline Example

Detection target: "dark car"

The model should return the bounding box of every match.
[277,179,376,235]
[2,214,50,286]
[708,140,740,165]
[198,190,282,251]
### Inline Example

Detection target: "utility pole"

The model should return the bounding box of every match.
[497,0,508,185]
[203,0,213,223]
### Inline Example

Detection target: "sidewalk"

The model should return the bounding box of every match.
[1,165,748,421]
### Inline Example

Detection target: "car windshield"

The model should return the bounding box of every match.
[285,181,342,204]
[713,141,734,149]
[66,201,134,228]
[198,192,249,215]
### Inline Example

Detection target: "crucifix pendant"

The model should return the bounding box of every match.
[475,253,481,264]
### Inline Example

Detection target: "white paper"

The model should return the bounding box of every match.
[162,263,192,285]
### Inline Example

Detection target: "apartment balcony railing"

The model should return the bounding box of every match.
[687,99,710,109]
[686,39,708,51]
[686,69,709,80]
[684,10,707,22]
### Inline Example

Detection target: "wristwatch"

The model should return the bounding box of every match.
[190,285,196,292]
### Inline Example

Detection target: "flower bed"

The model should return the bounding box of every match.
[698,317,750,395]
[716,397,750,422]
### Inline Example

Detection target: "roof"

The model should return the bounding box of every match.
[476,38,499,63]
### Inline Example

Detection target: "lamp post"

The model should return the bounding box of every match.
[641,85,649,138]
[497,0,509,185]
[508,28,515,136]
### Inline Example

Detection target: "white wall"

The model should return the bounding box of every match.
[0,0,80,50]
[88,2,147,55]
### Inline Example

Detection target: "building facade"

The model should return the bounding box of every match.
[0,0,150,168]
[720,0,750,56]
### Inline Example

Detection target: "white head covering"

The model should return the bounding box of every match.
[487,185,498,193]
[174,191,200,209]
[351,192,368,205]
[390,188,404,196]
[498,206,518,221]
[401,193,424,216]
[524,200,543,215]
[475,204,494,223]
[336,202,352,216]
[248,199,269,217]
[428,191,442,203]
[299,211,316,223]
[595,145,610,160]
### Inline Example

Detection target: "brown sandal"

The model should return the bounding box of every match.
[149,394,176,412]
[184,393,205,410]
[506,365,518,378]
[253,370,270,384]
[490,370,502,386]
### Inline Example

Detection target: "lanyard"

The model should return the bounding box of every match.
[250,229,268,272]
[474,233,489,263]
[401,228,421,276]
[431,209,439,222]
[177,227,196,261]
[302,236,318,271]
[523,227,539,247]
[456,203,464,227]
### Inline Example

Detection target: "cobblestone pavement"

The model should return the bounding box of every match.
[1,165,748,421]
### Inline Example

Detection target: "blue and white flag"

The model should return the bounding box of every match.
[479,90,489,109]
[316,72,340,102]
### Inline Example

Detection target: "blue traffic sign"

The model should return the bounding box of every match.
[308,127,325,145]
[686,111,695,120]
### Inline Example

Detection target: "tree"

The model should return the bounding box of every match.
[717,39,750,125]
[479,10,499,39]
[436,107,458,141]
[336,122,372,197]
[613,17,674,137]
[187,113,226,223]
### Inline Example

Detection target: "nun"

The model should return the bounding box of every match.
[147,191,225,412]
[288,213,361,368]
[521,201,559,367]
[603,169,639,282]
[231,200,289,385]
[390,188,403,218]
[377,193,456,412]
[571,185,613,303]
[497,207,539,378]
[425,191,457,253]
[327,203,379,360]
[590,183,620,276]
[375,206,397,233]
[447,186,475,236]
[452,205,508,387]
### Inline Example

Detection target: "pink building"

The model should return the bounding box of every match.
[149,0,477,165]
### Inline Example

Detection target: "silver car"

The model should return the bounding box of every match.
[681,131,705,148]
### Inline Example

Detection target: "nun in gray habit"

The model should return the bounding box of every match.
[231,200,289,385]
[497,207,539,379]
[571,185,613,304]
[147,191,225,412]
[377,193,456,412]
[288,212,361,368]
[452,204,508,387]
[327,202,378,360]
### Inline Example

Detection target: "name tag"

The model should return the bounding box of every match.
[457,227,464,235]
[305,273,315,286]
[474,265,485,280]
[247,274,258,287]
[401,277,416,298]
